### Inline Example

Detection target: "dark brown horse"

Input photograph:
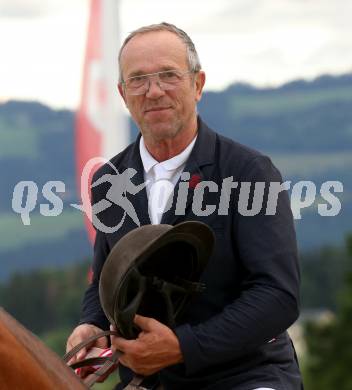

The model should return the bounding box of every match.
[0,307,86,389]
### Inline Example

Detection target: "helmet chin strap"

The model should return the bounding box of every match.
[116,265,207,339]
[148,275,206,328]
[115,267,148,339]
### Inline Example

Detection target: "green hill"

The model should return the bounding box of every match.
[1,73,351,279]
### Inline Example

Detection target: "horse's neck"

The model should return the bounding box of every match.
[0,308,86,389]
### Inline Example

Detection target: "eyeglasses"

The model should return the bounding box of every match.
[122,69,195,96]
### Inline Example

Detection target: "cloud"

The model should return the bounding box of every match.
[193,0,352,35]
[0,0,48,18]
[0,0,85,19]
[305,42,352,72]
[1,0,351,108]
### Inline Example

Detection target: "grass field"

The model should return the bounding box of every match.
[230,85,352,117]
[270,151,352,177]
[0,209,85,252]
[0,117,39,159]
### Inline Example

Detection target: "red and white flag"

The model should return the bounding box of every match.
[76,0,128,242]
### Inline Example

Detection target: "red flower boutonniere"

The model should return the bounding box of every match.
[189,174,201,189]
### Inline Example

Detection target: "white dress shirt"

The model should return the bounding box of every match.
[139,135,197,224]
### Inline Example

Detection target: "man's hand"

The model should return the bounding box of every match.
[66,323,110,380]
[111,315,183,376]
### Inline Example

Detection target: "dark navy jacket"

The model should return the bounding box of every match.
[80,118,302,389]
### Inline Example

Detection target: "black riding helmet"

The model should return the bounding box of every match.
[99,221,214,339]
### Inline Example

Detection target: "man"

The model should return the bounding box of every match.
[67,23,302,389]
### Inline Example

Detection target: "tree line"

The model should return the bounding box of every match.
[0,236,351,388]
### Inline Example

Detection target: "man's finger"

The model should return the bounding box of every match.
[77,346,87,361]
[133,314,157,332]
[110,324,119,344]
[112,335,134,353]
[96,335,109,349]
[67,355,77,365]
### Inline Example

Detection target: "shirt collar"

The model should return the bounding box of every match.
[139,137,157,174]
[139,134,198,173]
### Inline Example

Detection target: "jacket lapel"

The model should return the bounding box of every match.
[161,117,217,226]
[120,135,151,227]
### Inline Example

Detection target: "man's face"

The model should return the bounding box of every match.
[118,30,205,142]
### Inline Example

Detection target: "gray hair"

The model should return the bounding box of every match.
[118,22,201,83]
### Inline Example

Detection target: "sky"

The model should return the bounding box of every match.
[0,0,351,109]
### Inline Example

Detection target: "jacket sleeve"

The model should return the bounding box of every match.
[79,172,110,331]
[78,229,110,330]
[175,155,300,375]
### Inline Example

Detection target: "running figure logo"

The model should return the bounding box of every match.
[72,158,147,233]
